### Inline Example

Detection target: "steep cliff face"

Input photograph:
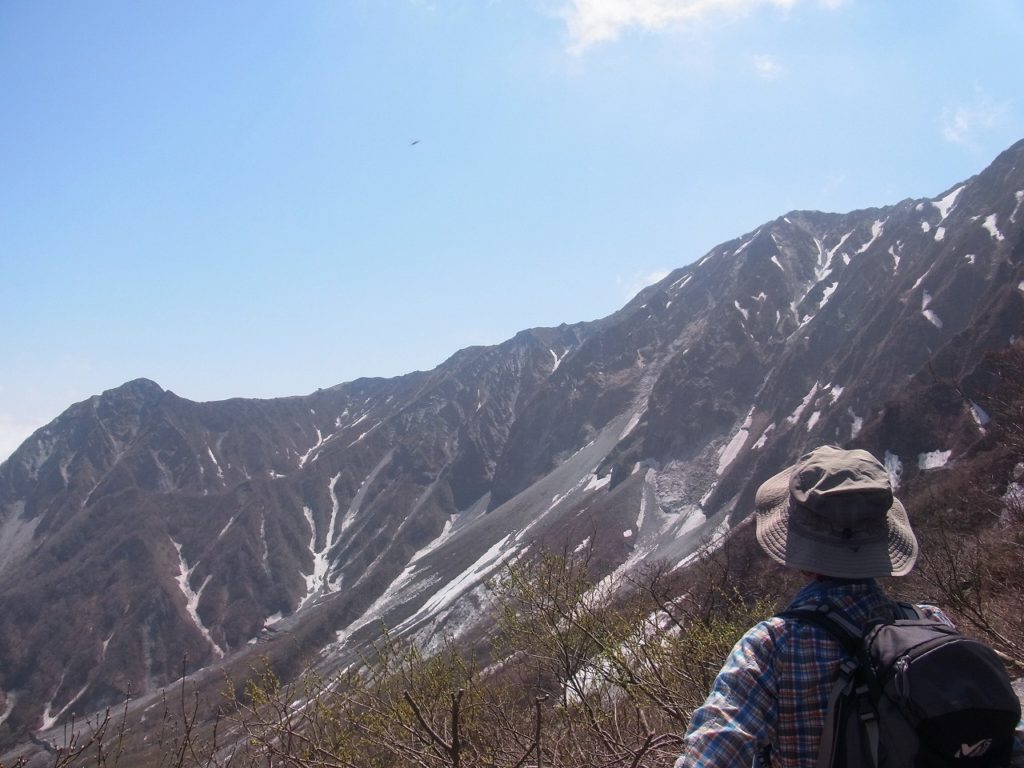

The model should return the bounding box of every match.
[1,140,1022,749]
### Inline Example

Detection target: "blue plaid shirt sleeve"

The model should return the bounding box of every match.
[675,621,781,768]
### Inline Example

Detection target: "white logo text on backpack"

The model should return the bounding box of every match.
[956,739,993,758]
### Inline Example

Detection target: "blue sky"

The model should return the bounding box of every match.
[1,0,1022,461]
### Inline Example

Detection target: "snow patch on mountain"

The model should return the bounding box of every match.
[717,408,754,475]
[982,214,1004,240]
[934,227,945,242]
[884,451,903,490]
[819,282,838,309]
[620,410,644,440]
[674,515,731,570]
[752,423,774,450]
[828,230,854,261]
[417,535,516,619]
[360,511,475,632]
[298,474,347,608]
[259,517,270,573]
[814,238,836,282]
[335,569,438,648]
[634,478,651,531]
[848,409,863,439]
[933,186,963,220]
[1012,191,1024,223]
[207,447,225,481]
[733,231,758,256]
[299,427,328,467]
[0,692,16,727]
[39,680,89,732]
[856,219,886,253]
[911,265,934,291]
[550,348,570,372]
[299,508,327,609]
[771,255,785,272]
[787,383,819,425]
[216,515,238,541]
[921,291,943,328]
[889,244,901,271]
[699,484,716,507]
[326,474,343,548]
[671,274,693,291]
[349,422,381,447]
[969,401,991,429]
[918,450,951,470]
[170,538,224,658]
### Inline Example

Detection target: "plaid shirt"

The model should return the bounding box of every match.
[675,578,1024,768]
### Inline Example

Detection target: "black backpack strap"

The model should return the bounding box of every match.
[778,601,865,655]
[892,600,923,620]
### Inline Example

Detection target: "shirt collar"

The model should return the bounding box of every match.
[788,577,881,607]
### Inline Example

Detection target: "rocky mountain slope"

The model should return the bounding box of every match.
[1,139,1022,751]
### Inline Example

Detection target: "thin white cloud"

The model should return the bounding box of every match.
[560,0,840,54]
[620,269,671,299]
[752,53,784,79]
[822,172,847,193]
[942,92,1009,147]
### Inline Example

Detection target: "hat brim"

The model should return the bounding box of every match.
[754,464,919,578]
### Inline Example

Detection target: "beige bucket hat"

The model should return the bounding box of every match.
[755,445,919,578]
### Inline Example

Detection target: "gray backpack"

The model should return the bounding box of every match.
[779,601,1021,768]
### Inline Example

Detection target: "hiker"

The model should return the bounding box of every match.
[674,445,1024,768]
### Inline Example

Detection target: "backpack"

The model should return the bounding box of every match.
[779,600,1021,768]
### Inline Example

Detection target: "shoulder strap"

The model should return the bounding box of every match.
[778,601,865,654]
[892,600,923,620]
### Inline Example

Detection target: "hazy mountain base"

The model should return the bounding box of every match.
[4,343,1021,768]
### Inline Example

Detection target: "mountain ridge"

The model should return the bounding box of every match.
[1,138,1022,753]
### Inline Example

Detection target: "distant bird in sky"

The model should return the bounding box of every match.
[409,139,420,146]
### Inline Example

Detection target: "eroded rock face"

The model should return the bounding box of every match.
[1,139,1023,749]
